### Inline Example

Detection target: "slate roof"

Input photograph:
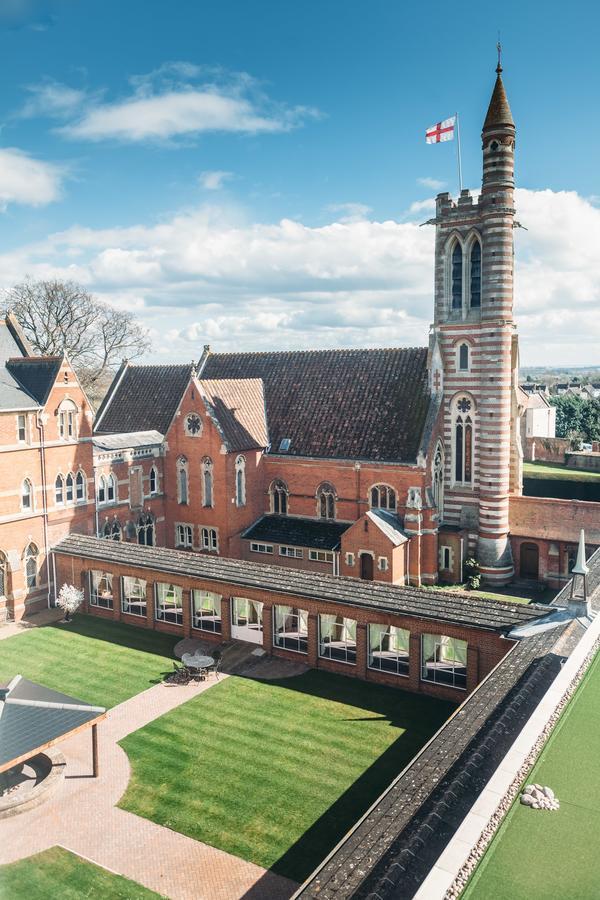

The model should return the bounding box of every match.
[53,534,550,633]
[0,675,105,773]
[242,515,351,550]
[95,362,194,435]
[200,378,268,451]
[201,347,431,462]
[5,357,62,406]
[483,70,514,129]
[0,320,39,412]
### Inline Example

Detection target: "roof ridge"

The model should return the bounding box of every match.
[209,346,428,359]
[7,355,62,363]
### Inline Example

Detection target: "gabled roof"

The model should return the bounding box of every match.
[200,378,268,451]
[5,356,62,406]
[242,514,351,550]
[94,362,194,435]
[202,347,431,462]
[0,318,40,411]
[366,509,408,546]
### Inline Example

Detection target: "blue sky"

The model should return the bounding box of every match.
[0,0,598,366]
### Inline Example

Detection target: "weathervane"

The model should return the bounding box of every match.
[497,34,502,73]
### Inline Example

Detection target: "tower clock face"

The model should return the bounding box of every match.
[186,414,202,435]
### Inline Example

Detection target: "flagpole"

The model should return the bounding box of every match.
[455,111,463,193]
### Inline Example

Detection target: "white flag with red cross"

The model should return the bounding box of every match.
[425,116,456,144]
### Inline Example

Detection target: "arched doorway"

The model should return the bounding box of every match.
[520,543,539,580]
[360,553,374,581]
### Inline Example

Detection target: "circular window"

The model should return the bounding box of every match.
[489,140,499,152]
[185,414,202,436]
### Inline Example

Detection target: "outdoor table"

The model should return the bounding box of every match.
[181,653,215,670]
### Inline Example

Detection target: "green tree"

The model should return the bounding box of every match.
[580,399,600,442]
[550,394,584,438]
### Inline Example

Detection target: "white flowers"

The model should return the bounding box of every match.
[56,584,84,620]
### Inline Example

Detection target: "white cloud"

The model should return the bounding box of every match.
[0,188,597,365]
[325,202,372,224]
[407,198,436,216]
[199,170,234,191]
[21,79,88,118]
[0,148,64,208]
[417,177,446,190]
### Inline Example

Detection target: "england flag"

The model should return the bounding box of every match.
[425,117,456,144]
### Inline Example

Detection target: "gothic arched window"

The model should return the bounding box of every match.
[102,520,121,541]
[177,457,189,505]
[97,475,106,504]
[22,479,33,511]
[202,457,213,508]
[107,474,116,503]
[0,551,9,598]
[55,474,64,505]
[451,242,463,310]
[432,443,445,520]
[58,399,77,440]
[370,484,397,511]
[65,473,74,503]
[317,482,336,520]
[270,479,288,515]
[137,514,155,547]
[149,466,158,495]
[76,471,85,501]
[470,240,481,308]
[235,455,246,507]
[25,543,38,590]
[454,397,474,484]
[458,342,469,371]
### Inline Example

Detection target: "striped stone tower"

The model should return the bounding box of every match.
[430,61,518,585]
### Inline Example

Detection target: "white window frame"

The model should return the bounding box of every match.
[368,624,410,677]
[378,556,389,572]
[369,484,397,511]
[121,576,147,617]
[421,634,468,690]
[273,605,308,654]
[231,597,263,644]
[55,474,64,506]
[202,457,214,508]
[309,549,334,563]
[439,545,454,570]
[89,571,113,609]
[201,527,218,553]
[24,543,38,590]
[149,466,158,495]
[235,455,246,507]
[175,523,193,549]
[345,552,355,566]
[21,479,33,512]
[17,414,27,443]
[76,471,86,502]
[154,582,183,626]
[318,614,357,665]
[279,545,303,559]
[191,590,222,633]
[251,542,273,555]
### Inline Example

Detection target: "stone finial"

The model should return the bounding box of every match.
[572,529,590,577]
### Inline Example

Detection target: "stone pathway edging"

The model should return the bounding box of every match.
[0,673,296,900]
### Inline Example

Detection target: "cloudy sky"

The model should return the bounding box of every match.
[0,0,598,367]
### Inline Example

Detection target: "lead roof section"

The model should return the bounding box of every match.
[53,534,550,632]
[242,515,351,550]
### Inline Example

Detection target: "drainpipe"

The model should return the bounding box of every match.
[35,413,52,608]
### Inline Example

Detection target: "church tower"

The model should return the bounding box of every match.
[429,59,519,585]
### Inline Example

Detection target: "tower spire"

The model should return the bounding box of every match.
[483,49,514,130]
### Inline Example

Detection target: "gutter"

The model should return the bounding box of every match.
[35,412,52,609]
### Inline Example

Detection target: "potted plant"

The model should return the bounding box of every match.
[56,584,84,623]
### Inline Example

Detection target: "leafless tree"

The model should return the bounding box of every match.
[3,280,151,402]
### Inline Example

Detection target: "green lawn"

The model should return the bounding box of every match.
[523,461,600,482]
[0,615,179,708]
[119,671,455,883]
[463,650,600,900]
[0,847,162,899]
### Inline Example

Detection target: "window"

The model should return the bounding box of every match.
[235,455,246,507]
[25,543,38,590]
[250,541,273,555]
[279,438,291,452]
[421,634,467,689]
[232,597,263,634]
[458,343,469,371]
[176,524,193,549]
[102,520,121,541]
[279,545,303,558]
[22,479,33,511]
[270,479,288,515]
[201,527,218,552]
[440,546,453,570]
[319,614,356,664]
[90,571,113,609]
[76,471,85,501]
[470,240,481,308]
[155,583,183,625]
[137,514,155,547]
[345,552,355,566]
[317,482,336,520]
[55,475,64,505]
[177,457,189,505]
[432,442,444,519]
[121,576,147,617]
[149,467,158,495]
[369,624,410,676]
[98,475,106,504]
[191,590,222,632]
[378,556,389,572]
[202,457,213,508]
[107,474,116,503]
[451,242,463,310]
[309,549,334,563]
[58,400,77,440]
[454,397,473,484]
[65,473,74,503]
[0,552,9,598]
[185,413,202,436]
[370,484,396,511]
[273,605,308,653]
[17,415,26,443]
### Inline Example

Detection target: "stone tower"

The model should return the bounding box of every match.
[429,61,520,585]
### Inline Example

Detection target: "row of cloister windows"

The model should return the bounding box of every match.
[450,238,481,312]
[177,456,246,508]
[268,481,398,518]
[0,544,39,596]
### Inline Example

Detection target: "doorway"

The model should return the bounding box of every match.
[520,543,539,580]
[360,553,374,581]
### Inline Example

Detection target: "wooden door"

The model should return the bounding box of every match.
[360,553,374,581]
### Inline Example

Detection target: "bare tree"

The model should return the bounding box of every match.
[3,280,151,402]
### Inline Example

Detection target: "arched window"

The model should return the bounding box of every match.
[25,543,38,590]
[432,443,444,519]
[235,455,246,507]
[97,475,106,504]
[270,479,288,515]
[185,413,202,436]
[107,474,116,503]
[202,457,213,508]
[317,483,336,520]
[55,474,64,505]
[76,471,85,501]
[137,514,155,547]
[65,473,74,503]
[58,399,77,440]
[0,551,9,598]
[102,520,121,541]
[470,239,481,308]
[177,456,189,505]
[454,397,474,484]
[370,484,396,511]
[458,342,469,371]
[451,242,463,310]
[149,466,158,495]
[22,479,33,511]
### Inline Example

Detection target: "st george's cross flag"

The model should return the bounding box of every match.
[425,117,456,144]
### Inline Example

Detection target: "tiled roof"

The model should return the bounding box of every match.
[95,362,194,435]
[202,347,431,462]
[6,357,62,406]
[200,378,268,451]
[483,71,514,129]
[242,515,351,550]
[0,320,40,411]
[53,534,550,632]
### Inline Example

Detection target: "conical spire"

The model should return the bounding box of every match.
[483,61,514,130]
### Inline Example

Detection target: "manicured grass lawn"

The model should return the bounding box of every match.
[0,615,178,708]
[0,847,162,899]
[463,650,600,900]
[523,461,600,482]
[119,671,455,883]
